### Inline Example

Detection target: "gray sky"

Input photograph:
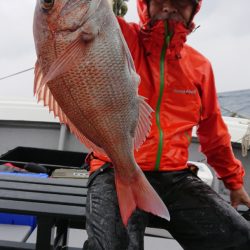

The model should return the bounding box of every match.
[0,0,249,101]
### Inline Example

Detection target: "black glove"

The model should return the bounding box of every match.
[113,0,128,17]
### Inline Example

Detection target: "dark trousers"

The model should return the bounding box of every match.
[83,168,250,250]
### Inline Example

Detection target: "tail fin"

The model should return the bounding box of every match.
[115,167,170,226]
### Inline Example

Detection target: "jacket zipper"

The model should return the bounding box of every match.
[155,23,171,171]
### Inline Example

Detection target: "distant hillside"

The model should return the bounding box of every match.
[218,89,250,119]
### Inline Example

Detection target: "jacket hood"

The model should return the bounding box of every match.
[137,0,202,30]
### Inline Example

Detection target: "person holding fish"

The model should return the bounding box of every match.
[33,0,250,249]
[83,0,250,249]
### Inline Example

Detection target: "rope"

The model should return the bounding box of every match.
[220,107,250,157]
[220,106,249,119]
[0,67,34,81]
[242,122,250,157]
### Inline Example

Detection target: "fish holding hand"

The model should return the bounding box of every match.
[33,0,170,225]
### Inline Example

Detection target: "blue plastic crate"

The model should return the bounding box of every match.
[0,172,48,178]
[0,213,37,229]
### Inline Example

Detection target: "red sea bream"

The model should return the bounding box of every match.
[33,0,170,225]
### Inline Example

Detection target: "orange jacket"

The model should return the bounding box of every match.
[89,0,245,190]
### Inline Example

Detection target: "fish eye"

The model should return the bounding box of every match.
[40,0,55,10]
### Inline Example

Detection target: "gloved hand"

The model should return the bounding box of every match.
[112,0,128,17]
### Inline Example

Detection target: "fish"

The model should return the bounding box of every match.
[33,0,170,225]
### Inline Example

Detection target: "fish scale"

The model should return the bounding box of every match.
[33,0,170,225]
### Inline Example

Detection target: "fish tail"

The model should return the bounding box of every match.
[115,167,170,226]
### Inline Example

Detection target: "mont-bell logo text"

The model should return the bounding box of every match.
[174,89,197,95]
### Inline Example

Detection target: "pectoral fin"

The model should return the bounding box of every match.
[37,37,84,94]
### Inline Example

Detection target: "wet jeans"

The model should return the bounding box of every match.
[83,168,250,250]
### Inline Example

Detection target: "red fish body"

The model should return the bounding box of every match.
[33,0,170,225]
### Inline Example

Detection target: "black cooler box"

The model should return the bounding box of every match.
[0,146,88,175]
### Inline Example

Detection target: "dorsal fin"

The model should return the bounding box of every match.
[116,29,153,149]
[34,61,105,155]
[134,96,153,150]
[117,28,140,86]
